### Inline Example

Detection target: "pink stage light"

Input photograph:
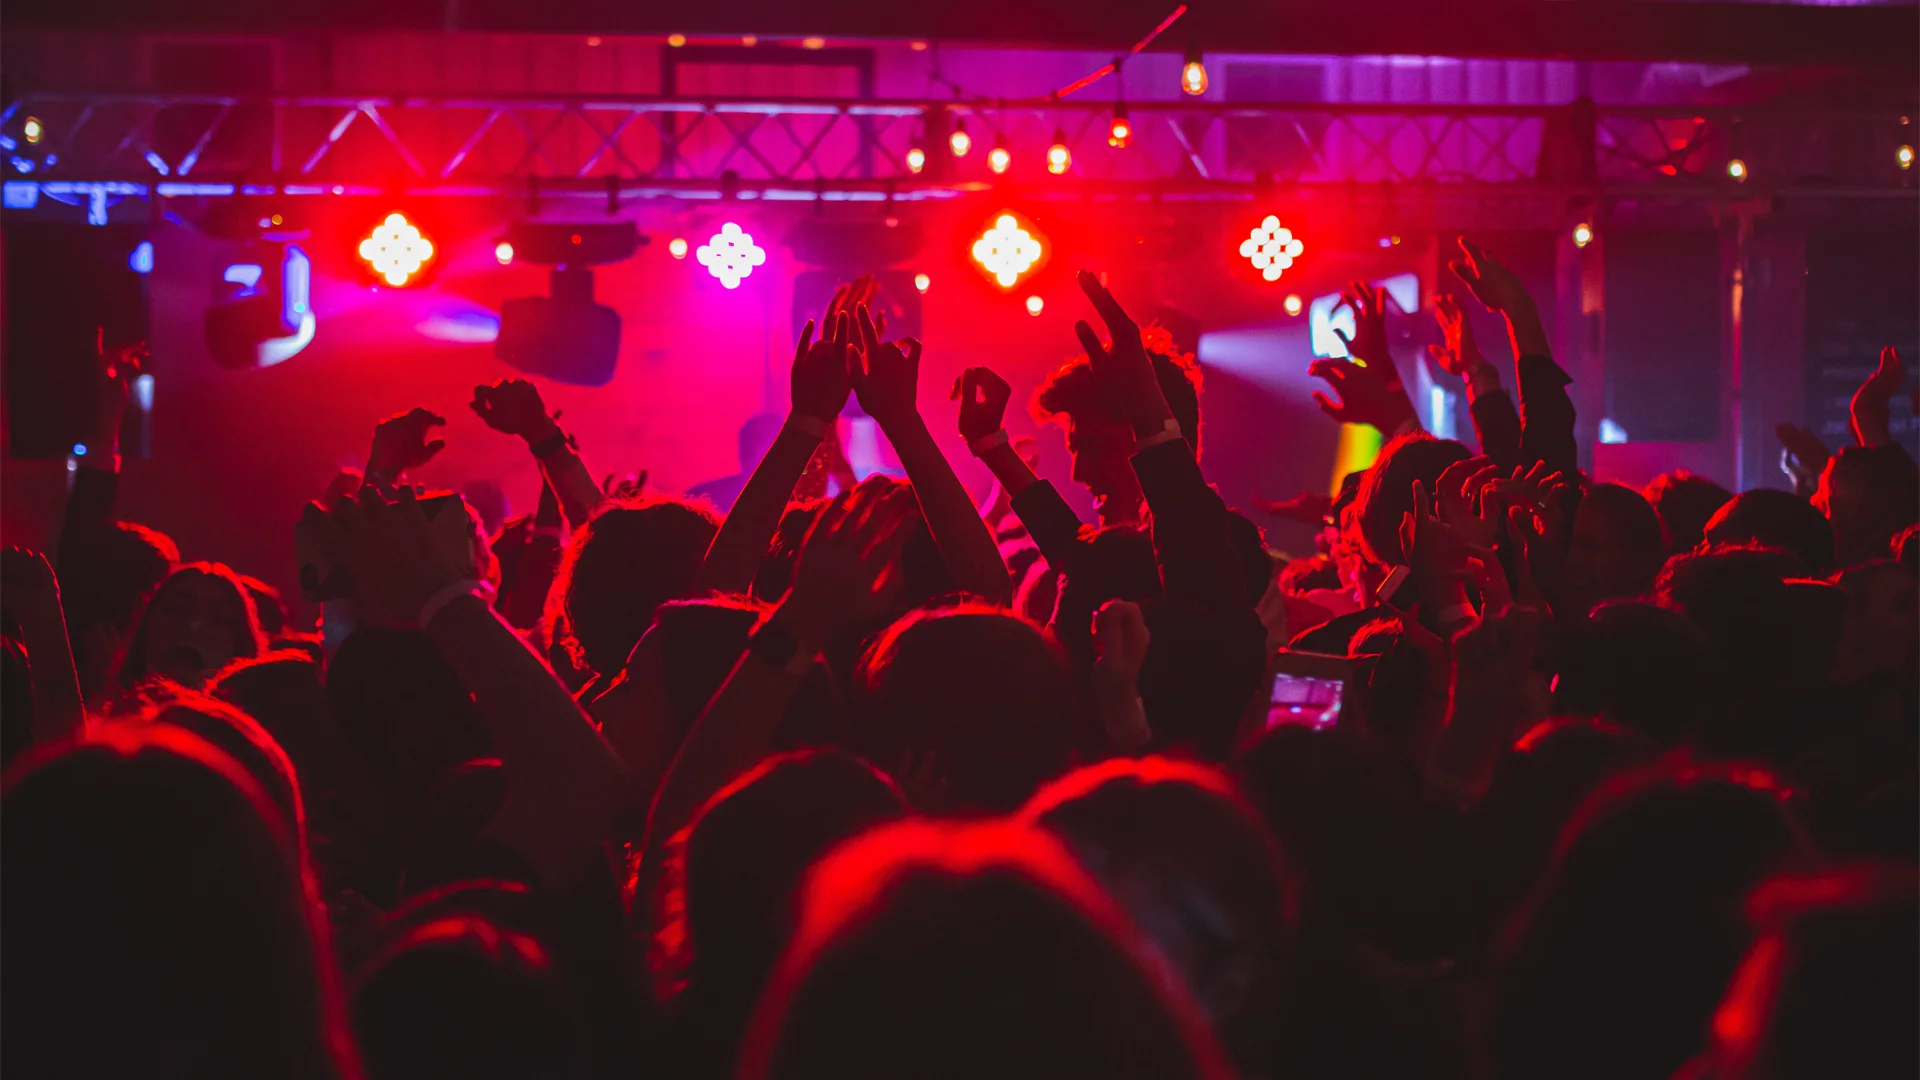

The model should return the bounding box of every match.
[696,223,766,289]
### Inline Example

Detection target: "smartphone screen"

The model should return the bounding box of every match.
[1266,650,1351,731]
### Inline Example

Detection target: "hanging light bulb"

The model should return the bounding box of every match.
[988,133,1011,174]
[1181,42,1208,96]
[1727,158,1748,182]
[1572,223,1594,248]
[1047,129,1072,174]
[950,118,972,158]
[1108,102,1132,149]
[906,139,927,174]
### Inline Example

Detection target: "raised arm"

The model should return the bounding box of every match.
[640,482,913,881]
[497,478,567,630]
[1075,271,1246,610]
[1431,293,1522,470]
[323,486,628,893]
[1449,237,1578,480]
[56,335,143,573]
[953,366,1086,578]
[851,305,1012,605]
[1851,346,1906,450]
[2,548,85,743]
[696,313,855,594]
[470,379,608,528]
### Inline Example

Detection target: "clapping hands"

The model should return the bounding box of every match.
[848,305,923,433]
[790,313,855,426]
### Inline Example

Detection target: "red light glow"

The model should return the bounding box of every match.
[358,212,434,287]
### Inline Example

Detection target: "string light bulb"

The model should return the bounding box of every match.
[1181,43,1208,96]
[914,272,931,292]
[950,118,972,158]
[1047,129,1072,174]
[906,143,926,174]
[1727,158,1748,182]
[1108,101,1132,149]
[1283,294,1303,316]
[1898,145,1914,170]
[1572,223,1594,248]
[988,133,1011,174]
[22,116,43,144]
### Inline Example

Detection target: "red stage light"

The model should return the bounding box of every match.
[359,212,434,286]
[1239,215,1303,282]
[1108,103,1132,149]
[1047,130,1072,174]
[971,213,1045,289]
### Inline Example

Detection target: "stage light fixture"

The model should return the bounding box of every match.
[1181,44,1208,95]
[950,119,972,158]
[23,117,43,144]
[696,222,766,289]
[358,212,434,287]
[1026,295,1044,316]
[668,237,689,259]
[989,134,1011,174]
[1572,223,1594,248]
[1899,145,1914,170]
[1108,103,1132,149]
[1238,215,1304,283]
[971,213,1045,289]
[495,223,640,386]
[914,272,931,292]
[1283,294,1303,317]
[206,242,315,369]
[494,241,514,264]
[1047,130,1072,174]
[1726,158,1748,182]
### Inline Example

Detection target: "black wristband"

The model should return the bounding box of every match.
[527,428,574,460]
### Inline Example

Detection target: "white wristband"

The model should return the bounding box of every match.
[1436,602,1478,629]
[787,413,830,441]
[419,579,486,629]
[967,429,1011,456]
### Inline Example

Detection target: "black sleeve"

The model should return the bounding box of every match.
[1469,389,1523,472]
[1516,354,1579,480]
[1131,440,1248,610]
[1010,480,1093,581]
[55,467,121,574]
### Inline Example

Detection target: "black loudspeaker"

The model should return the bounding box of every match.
[4,224,151,459]
[1604,229,1724,443]
[495,268,622,387]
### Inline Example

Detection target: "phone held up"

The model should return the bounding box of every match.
[1267,649,1352,731]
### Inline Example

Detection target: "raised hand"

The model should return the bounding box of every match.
[849,304,923,433]
[951,366,1013,442]
[1432,456,1502,549]
[1334,281,1393,366]
[1398,480,1495,615]
[83,329,144,457]
[1308,355,1419,435]
[470,379,561,444]
[1073,270,1175,438]
[791,313,855,425]
[366,407,447,487]
[1447,237,1530,314]
[1851,345,1905,448]
[1775,422,1831,497]
[776,480,916,645]
[1428,294,1490,379]
[315,486,466,628]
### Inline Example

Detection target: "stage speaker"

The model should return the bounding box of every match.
[4,224,151,459]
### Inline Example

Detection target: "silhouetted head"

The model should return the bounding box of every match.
[1829,559,1919,687]
[1655,545,1805,693]
[1704,490,1836,576]
[1553,600,1714,743]
[1562,483,1668,617]
[116,562,264,692]
[1645,469,1733,555]
[550,497,719,677]
[738,819,1233,1080]
[1815,444,1920,571]
[1034,328,1202,526]
[56,519,178,635]
[1351,434,1473,567]
[853,605,1080,813]
[659,751,907,1074]
[1022,758,1291,1075]
[1698,862,1919,1080]
[352,913,587,1080]
[2,724,353,1078]
[1,635,34,767]
[1488,762,1807,1080]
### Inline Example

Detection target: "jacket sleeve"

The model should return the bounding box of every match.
[1010,480,1093,582]
[1516,354,1579,480]
[1131,440,1247,611]
[1469,389,1523,472]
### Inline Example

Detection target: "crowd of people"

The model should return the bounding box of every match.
[2,236,1915,1079]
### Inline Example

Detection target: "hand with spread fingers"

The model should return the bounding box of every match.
[791,312,856,426]
[316,486,467,628]
[1334,280,1394,367]
[1308,355,1420,435]
[366,407,449,489]
[848,304,924,435]
[1073,270,1177,439]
